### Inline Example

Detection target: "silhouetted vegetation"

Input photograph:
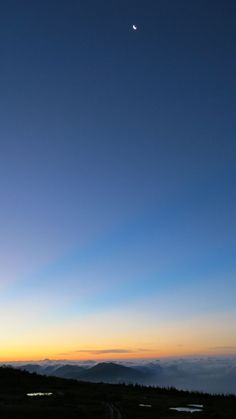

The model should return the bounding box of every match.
[0,366,235,418]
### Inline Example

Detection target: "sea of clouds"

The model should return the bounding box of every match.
[3,356,236,395]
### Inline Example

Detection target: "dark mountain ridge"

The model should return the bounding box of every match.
[0,366,236,419]
[19,361,153,384]
[78,361,148,383]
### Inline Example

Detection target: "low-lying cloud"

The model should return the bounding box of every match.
[12,355,236,395]
[60,347,151,356]
[75,348,134,355]
[211,346,236,351]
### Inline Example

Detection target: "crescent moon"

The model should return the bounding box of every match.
[132,25,137,30]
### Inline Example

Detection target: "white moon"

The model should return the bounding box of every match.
[132,25,137,30]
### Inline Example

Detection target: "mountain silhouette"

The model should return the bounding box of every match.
[52,364,86,379]
[78,362,146,383]
[20,362,151,384]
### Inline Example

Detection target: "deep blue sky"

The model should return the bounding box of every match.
[0,0,235,359]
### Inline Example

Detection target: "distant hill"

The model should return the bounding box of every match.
[52,364,86,379]
[19,361,153,384]
[18,363,43,374]
[78,362,147,383]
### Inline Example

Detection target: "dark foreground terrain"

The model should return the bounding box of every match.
[0,366,235,419]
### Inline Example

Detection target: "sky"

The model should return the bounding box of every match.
[0,0,236,362]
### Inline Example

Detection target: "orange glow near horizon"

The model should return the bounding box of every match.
[1,309,236,362]
[1,344,236,363]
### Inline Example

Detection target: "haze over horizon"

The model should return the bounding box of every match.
[0,0,235,362]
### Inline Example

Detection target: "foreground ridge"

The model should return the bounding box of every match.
[0,366,235,418]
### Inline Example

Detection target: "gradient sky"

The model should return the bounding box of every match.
[0,0,236,361]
